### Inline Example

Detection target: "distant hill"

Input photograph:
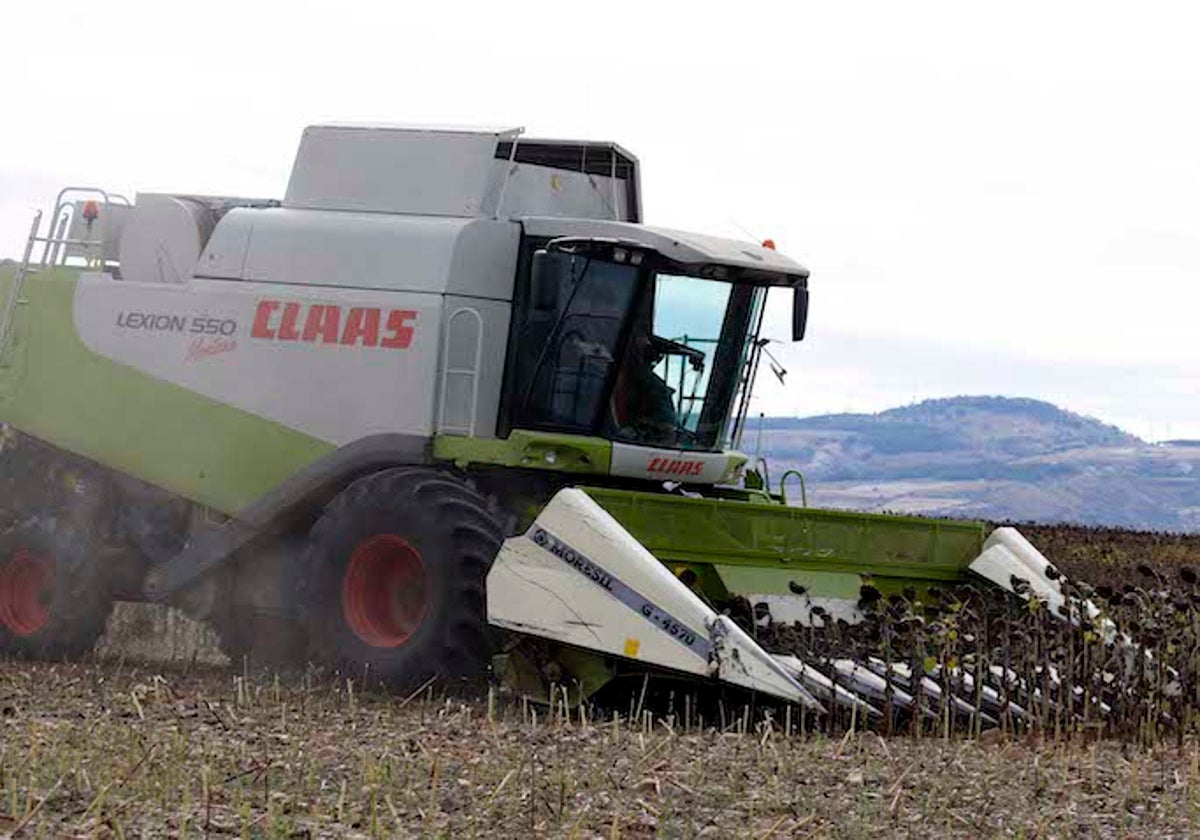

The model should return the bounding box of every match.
[757,396,1199,532]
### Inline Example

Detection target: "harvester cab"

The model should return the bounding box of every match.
[500,227,806,481]
[0,124,1092,720]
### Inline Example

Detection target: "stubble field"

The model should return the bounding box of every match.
[2,522,1200,838]
[4,659,1200,838]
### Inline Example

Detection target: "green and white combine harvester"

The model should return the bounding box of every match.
[0,125,1081,716]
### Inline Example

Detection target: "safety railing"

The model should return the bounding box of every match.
[0,187,130,363]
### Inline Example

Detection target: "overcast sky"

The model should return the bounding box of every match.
[2,1,1197,439]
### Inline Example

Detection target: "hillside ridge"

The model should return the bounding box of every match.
[758,396,1199,532]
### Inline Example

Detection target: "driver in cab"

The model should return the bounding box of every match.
[612,335,679,446]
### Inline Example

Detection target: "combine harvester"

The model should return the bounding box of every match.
[0,125,1089,720]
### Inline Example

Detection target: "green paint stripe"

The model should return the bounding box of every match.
[0,266,332,513]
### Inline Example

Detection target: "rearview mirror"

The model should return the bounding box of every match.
[792,286,809,342]
[530,250,562,312]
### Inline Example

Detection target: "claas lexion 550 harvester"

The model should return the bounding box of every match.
[0,125,1089,717]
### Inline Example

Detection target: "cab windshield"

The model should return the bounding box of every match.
[507,250,766,452]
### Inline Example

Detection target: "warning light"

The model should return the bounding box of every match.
[761,238,776,250]
[82,200,100,223]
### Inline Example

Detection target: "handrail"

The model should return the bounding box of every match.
[755,454,771,496]
[437,307,484,436]
[47,208,71,266]
[779,469,808,508]
[3,185,128,361]
[491,128,524,220]
[0,212,42,362]
[40,186,125,270]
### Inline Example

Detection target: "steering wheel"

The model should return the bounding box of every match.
[674,426,699,446]
[647,335,706,372]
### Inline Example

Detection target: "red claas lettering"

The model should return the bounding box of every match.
[251,300,417,350]
[302,305,342,343]
[647,457,705,477]
[340,307,381,347]
[251,300,280,339]
[277,303,302,341]
[381,310,417,349]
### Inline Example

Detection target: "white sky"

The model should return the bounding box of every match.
[2,1,1197,440]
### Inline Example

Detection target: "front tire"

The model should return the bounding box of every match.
[0,520,114,659]
[301,468,502,689]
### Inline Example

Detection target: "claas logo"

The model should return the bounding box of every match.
[646,457,705,477]
[251,300,417,349]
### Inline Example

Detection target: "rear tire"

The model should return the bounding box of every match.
[300,468,502,690]
[0,519,114,659]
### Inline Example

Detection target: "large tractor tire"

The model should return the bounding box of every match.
[0,519,114,659]
[300,468,503,689]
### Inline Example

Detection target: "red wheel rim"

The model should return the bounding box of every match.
[340,534,429,648]
[0,548,53,637]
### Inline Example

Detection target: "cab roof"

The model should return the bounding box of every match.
[519,216,808,281]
